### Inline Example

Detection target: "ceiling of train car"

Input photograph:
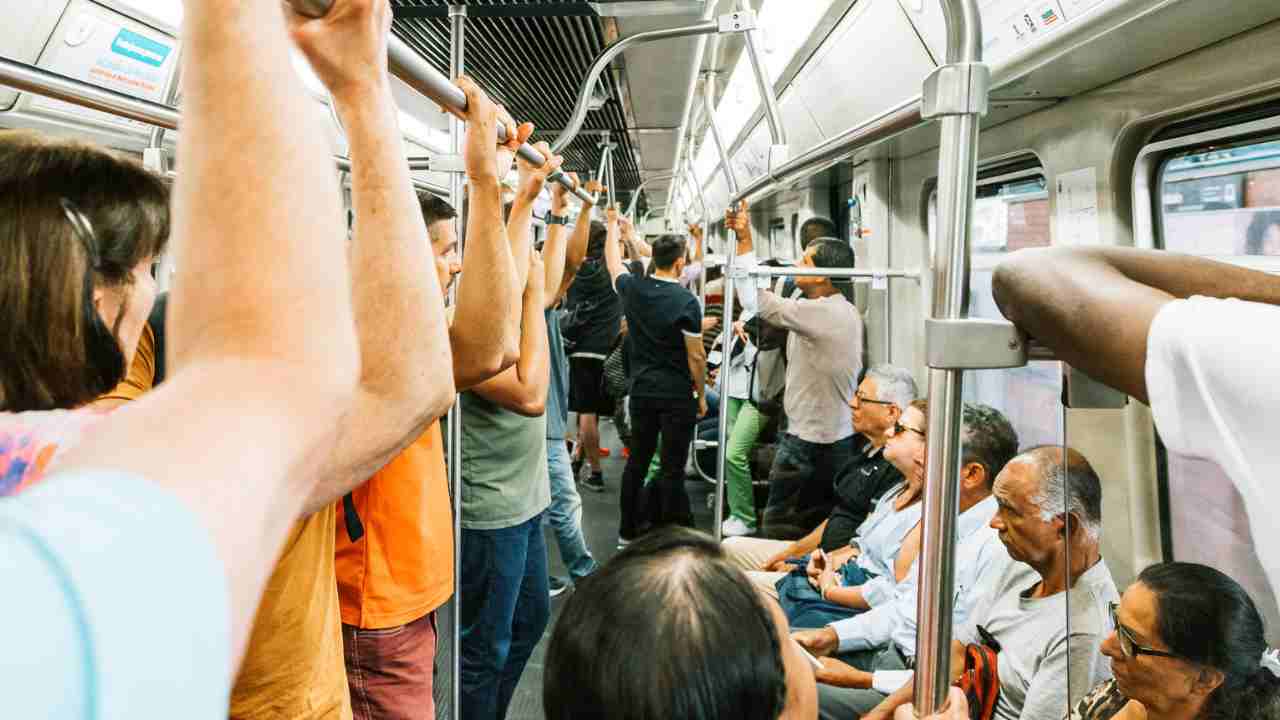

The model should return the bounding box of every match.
[389,0,728,213]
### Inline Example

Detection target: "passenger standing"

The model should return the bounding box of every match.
[603,208,708,545]
[459,149,563,719]
[564,218,622,492]
[726,201,865,539]
[543,177,601,596]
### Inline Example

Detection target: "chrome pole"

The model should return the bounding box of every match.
[737,0,787,147]
[713,251,734,544]
[551,20,719,154]
[915,0,985,715]
[447,8,466,720]
[665,0,720,217]
[702,72,739,196]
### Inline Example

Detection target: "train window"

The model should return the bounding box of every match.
[1158,137,1280,258]
[928,171,1063,446]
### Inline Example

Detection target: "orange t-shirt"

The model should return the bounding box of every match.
[231,510,351,719]
[335,421,455,629]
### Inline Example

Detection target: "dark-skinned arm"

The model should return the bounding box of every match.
[991,246,1280,404]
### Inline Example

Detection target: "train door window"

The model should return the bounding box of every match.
[768,219,788,261]
[1141,123,1280,642]
[927,169,1061,447]
[1158,137,1280,261]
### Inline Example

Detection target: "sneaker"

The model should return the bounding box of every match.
[582,472,605,493]
[721,516,757,537]
[548,575,570,598]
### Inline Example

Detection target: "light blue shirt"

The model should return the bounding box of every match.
[829,495,1017,695]
[0,470,231,718]
[846,483,924,608]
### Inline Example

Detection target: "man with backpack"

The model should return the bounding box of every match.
[725,201,865,540]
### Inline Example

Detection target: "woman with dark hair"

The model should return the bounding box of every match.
[544,527,819,720]
[1245,210,1280,256]
[0,131,170,494]
[1071,562,1280,719]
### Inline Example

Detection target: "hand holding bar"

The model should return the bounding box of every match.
[288,0,595,205]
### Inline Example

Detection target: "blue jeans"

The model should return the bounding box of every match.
[776,562,875,629]
[545,440,597,581]
[459,513,551,720]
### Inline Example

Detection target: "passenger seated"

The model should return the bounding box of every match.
[790,405,1018,719]
[724,365,918,596]
[544,527,818,720]
[861,446,1119,720]
[1072,562,1280,719]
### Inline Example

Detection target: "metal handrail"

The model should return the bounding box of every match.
[703,72,740,196]
[915,0,986,714]
[738,0,787,147]
[664,0,721,220]
[550,20,719,154]
[625,172,677,219]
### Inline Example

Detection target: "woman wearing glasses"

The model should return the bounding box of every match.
[1071,562,1280,719]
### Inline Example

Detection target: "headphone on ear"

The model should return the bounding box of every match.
[61,199,127,396]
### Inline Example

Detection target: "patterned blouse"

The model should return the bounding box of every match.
[1069,679,1130,720]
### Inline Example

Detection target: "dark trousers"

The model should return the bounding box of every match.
[620,396,697,539]
[459,513,550,720]
[763,433,855,539]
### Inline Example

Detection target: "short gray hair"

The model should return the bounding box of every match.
[1017,446,1104,540]
[865,365,918,412]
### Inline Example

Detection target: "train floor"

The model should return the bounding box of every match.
[504,417,720,720]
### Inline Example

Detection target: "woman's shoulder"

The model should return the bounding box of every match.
[1070,679,1129,720]
[0,408,107,497]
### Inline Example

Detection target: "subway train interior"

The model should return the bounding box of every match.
[4,0,1280,719]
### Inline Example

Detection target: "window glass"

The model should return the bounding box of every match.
[1159,137,1280,256]
[930,174,1061,446]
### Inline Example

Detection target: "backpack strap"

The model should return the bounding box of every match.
[342,492,365,543]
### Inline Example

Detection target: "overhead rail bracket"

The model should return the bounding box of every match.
[924,318,1028,370]
[921,62,991,119]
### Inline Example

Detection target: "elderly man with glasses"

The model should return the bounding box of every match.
[723,365,918,596]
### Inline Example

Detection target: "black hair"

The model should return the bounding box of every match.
[1138,562,1280,719]
[807,239,856,300]
[418,193,457,227]
[544,527,790,720]
[586,220,608,260]
[1245,210,1280,256]
[651,234,687,270]
[799,216,840,249]
[960,403,1019,489]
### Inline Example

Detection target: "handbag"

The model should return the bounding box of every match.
[954,626,1001,720]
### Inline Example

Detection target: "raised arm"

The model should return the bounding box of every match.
[289,0,454,513]
[557,178,600,300]
[472,251,550,416]
[604,205,628,286]
[726,199,754,256]
[50,0,360,667]
[448,85,532,388]
[689,223,705,263]
[991,246,1280,404]
[541,171,577,309]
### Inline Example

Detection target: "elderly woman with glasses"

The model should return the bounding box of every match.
[1071,562,1280,719]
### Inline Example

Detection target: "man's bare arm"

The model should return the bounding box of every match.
[685,333,708,418]
[52,0,360,669]
[557,179,600,301]
[449,90,531,388]
[604,206,627,286]
[992,246,1280,404]
[541,171,576,309]
[472,251,551,416]
[290,0,455,513]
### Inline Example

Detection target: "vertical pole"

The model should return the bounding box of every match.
[447,7,466,720]
[702,73,738,196]
[914,0,984,714]
[713,248,734,543]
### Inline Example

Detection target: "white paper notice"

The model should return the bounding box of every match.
[1056,167,1100,246]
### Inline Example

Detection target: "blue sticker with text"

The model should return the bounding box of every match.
[111,28,171,68]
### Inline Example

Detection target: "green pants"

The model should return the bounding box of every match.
[644,397,769,523]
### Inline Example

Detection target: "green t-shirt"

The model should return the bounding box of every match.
[459,391,550,530]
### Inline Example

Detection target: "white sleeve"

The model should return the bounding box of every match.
[1145,296,1280,598]
[733,251,760,318]
[872,670,914,696]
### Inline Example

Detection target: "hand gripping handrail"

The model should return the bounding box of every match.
[290,0,594,204]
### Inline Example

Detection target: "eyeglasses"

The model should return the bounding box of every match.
[855,393,894,407]
[1108,603,1180,659]
[893,421,926,439]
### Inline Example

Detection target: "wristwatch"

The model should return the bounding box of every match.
[546,213,570,226]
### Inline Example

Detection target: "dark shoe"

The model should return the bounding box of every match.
[582,472,605,493]
[549,575,570,598]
